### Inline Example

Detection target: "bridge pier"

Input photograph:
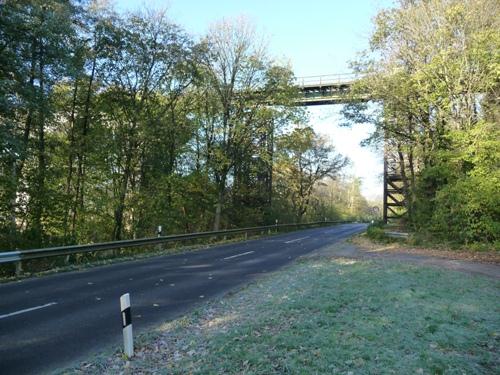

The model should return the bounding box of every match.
[383,143,407,224]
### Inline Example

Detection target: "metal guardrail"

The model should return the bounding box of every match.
[384,231,409,239]
[0,221,349,265]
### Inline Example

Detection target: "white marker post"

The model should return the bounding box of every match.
[157,226,163,251]
[120,293,134,358]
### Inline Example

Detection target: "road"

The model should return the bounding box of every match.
[0,223,366,374]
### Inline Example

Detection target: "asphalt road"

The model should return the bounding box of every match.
[0,223,366,374]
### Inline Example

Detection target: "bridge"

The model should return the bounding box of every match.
[295,73,367,105]
[295,73,405,223]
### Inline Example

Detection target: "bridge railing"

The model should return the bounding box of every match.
[0,221,352,267]
[295,73,359,87]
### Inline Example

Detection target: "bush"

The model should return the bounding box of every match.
[411,122,500,248]
[366,221,393,243]
[430,174,500,245]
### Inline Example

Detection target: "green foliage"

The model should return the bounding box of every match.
[275,125,348,222]
[413,120,500,245]
[431,174,500,243]
[343,0,500,246]
[366,225,387,241]
[0,2,358,260]
[365,220,394,243]
[310,176,377,222]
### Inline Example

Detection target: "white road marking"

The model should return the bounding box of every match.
[285,236,310,244]
[223,251,255,260]
[0,302,57,320]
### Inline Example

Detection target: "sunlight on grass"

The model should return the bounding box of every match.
[202,313,239,329]
[332,258,358,265]
[68,257,499,375]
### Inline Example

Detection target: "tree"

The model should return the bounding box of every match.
[193,18,303,229]
[96,9,193,239]
[275,126,348,222]
[342,0,499,243]
[0,0,81,247]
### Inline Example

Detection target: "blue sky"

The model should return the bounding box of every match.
[117,0,394,199]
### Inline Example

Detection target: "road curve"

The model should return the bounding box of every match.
[0,223,366,374]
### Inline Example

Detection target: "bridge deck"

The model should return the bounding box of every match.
[295,74,366,105]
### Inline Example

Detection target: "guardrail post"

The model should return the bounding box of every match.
[275,219,278,233]
[120,293,134,358]
[15,261,23,276]
[244,231,248,240]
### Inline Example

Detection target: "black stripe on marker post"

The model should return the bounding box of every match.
[121,307,131,328]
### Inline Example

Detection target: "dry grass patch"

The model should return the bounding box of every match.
[352,234,500,264]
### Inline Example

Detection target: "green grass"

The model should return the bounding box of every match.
[66,256,499,375]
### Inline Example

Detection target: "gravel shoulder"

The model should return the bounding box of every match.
[304,235,500,279]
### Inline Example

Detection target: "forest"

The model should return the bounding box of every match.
[0,1,374,252]
[344,0,499,246]
[1,0,498,254]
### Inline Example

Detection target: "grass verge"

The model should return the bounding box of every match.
[62,253,499,374]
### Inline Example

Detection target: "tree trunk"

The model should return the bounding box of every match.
[213,179,225,231]
[10,39,37,247]
[266,122,274,205]
[63,78,78,244]
[113,151,133,240]
[33,39,46,246]
[71,53,96,237]
[9,159,17,249]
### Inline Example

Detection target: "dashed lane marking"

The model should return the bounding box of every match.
[0,302,58,320]
[284,236,310,244]
[223,251,255,260]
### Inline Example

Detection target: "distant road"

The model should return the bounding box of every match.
[0,223,366,374]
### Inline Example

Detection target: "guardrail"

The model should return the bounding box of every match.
[0,221,350,267]
[295,73,359,87]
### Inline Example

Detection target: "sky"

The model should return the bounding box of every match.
[116,0,394,200]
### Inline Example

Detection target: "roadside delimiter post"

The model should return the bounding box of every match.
[15,261,23,276]
[120,293,134,357]
[156,226,162,251]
